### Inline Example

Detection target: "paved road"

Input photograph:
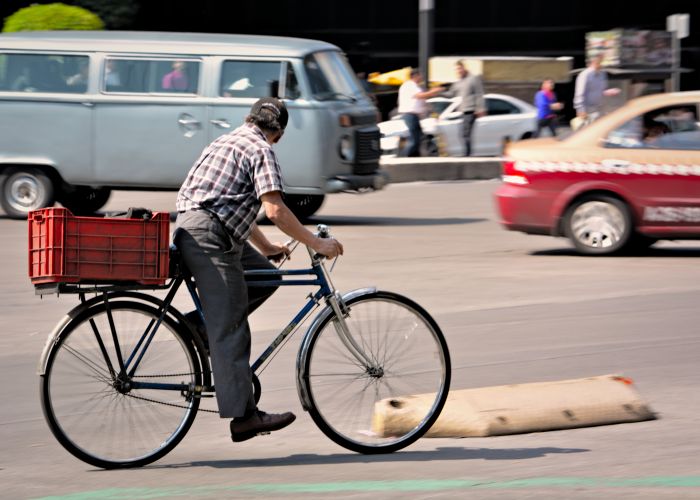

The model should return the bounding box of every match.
[2,181,700,499]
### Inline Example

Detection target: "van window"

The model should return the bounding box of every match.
[219,60,298,99]
[0,53,89,93]
[103,58,200,94]
[304,51,363,101]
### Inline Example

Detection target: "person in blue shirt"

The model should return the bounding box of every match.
[533,78,563,138]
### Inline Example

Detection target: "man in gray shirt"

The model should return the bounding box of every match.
[574,54,619,123]
[443,61,486,156]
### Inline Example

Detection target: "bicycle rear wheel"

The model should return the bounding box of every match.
[41,301,202,469]
[301,291,450,454]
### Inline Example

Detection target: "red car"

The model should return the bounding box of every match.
[495,91,700,254]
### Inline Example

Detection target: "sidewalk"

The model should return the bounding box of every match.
[380,156,502,183]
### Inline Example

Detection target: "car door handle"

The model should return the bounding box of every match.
[210,119,231,129]
[602,159,630,168]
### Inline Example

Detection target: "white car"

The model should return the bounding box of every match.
[379,93,538,157]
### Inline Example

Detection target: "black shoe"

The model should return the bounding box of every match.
[230,410,296,442]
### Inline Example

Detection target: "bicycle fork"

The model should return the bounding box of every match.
[325,292,379,374]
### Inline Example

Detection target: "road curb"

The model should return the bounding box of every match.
[380,157,502,183]
[372,374,656,438]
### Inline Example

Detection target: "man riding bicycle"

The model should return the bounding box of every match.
[175,97,343,442]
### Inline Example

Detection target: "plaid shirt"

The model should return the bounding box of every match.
[176,123,283,241]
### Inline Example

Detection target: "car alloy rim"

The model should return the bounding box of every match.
[7,173,43,211]
[570,201,625,248]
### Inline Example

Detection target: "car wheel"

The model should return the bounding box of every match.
[59,187,111,215]
[564,195,632,255]
[283,194,325,220]
[1,167,55,219]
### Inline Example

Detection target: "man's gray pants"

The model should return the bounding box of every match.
[174,210,277,418]
[462,112,477,156]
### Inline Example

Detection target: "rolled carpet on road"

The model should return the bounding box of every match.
[372,374,656,438]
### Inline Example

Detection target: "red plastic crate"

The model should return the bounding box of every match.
[28,207,170,285]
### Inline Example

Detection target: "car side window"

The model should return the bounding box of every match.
[220,60,285,98]
[605,104,700,150]
[486,98,520,116]
[0,53,89,94]
[102,58,200,94]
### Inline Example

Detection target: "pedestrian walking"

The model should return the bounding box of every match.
[573,54,620,125]
[443,61,486,156]
[533,78,563,137]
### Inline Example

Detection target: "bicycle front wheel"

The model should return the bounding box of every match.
[301,291,450,454]
[41,301,202,469]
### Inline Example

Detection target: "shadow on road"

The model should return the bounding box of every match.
[147,446,589,470]
[263,215,487,227]
[531,247,700,258]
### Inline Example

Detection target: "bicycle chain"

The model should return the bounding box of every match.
[125,373,219,413]
[124,392,219,413]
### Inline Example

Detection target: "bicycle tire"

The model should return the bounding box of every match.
[301,291,450,454]
[40,300,203,469]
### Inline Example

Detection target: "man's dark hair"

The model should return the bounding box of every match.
[410,68,421,78]
[246,97,288,132]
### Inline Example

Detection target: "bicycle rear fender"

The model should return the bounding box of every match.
[36,292,212,385]
[295,287,377,411]
[37,311,78,376]
[37,295,105,376]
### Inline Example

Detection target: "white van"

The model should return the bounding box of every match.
[0,31,386,218]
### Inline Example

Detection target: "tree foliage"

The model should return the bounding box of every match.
[3,3,104,32]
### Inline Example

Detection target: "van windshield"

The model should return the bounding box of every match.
[304,51,363,101]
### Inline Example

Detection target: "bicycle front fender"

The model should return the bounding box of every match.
[295,287,377,411]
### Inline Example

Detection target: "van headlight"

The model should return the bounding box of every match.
[339,135,354,162]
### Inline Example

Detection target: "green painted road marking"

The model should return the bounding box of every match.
[35,477,700,499]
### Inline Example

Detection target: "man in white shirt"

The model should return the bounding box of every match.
[397,69,444,157]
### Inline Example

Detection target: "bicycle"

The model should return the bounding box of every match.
[36,224,451,469]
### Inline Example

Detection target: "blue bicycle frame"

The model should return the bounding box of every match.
[124,255,335,394]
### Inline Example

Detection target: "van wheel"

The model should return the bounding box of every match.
[59,187,111,215]
[1,167,55,219]
[284,194,325,220]
[564,195,632,255]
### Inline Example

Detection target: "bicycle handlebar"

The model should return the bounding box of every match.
[268,224,335,267]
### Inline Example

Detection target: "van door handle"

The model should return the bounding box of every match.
[178,117,201,127]
[601,159,630,168]
[177,113,202,138]
[210,119,231,129]
[81,102,94,108]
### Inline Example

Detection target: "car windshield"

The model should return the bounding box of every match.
[304,50,364,101]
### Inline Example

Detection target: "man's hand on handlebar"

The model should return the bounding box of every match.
[312,236,343,260]
[261,241,292,262]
